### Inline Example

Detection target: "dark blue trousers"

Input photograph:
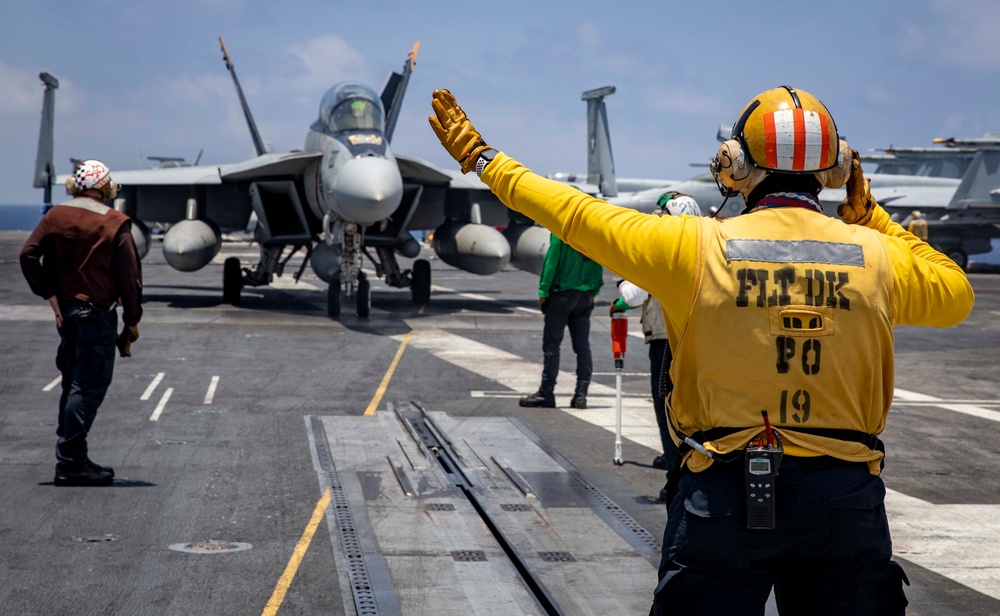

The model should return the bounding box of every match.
[652,457,908,615]
[648,338,677,464]
[540,290,593,397]
[55,301,117,467]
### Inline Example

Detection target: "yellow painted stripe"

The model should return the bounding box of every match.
[261,488,332,616]
[364,331,413,416]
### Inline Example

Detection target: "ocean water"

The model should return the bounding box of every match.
[0,204,44,231]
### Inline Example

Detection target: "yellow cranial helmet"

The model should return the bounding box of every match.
[734,86,839,173]
[710,86,851,200]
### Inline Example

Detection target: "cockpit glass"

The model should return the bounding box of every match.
[319,83,384,133]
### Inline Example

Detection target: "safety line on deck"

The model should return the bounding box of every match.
[204,375,219,405]
[261,487,332,616]
[42,375,61,392]
[364,331,412,416]
[149,387,173,422]
[141,372,165,401]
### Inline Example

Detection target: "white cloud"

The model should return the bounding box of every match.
[578,23,600,47]
[0,62,52,115]
[284,35,373,91]
[897,23,927,54]
[931,0,1000,71]
[642,85,729,118]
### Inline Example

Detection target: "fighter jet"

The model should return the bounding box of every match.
[548,86,746,218]
[33,39,546,317]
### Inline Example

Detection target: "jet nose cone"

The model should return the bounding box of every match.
[330,157,403,225]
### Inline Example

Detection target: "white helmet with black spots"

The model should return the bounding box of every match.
[656,191,702,217]
[66,159,118,199]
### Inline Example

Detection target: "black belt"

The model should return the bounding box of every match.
[694,426,883,453]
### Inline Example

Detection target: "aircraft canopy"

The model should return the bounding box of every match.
[319,83,385,133]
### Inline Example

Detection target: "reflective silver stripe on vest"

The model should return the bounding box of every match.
[726,239,865,267]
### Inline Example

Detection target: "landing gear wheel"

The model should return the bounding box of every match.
[356,272,370,317]
[223,257,242,304]
[328,278,341,318]
[947,248,968,271]
[411,258,431,305]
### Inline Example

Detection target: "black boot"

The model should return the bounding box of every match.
[519,391,556,408]
[54,462,113,487]
[569,394,587,409]
[86,459,115,478]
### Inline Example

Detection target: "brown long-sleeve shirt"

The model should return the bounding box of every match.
[20,196,143,326]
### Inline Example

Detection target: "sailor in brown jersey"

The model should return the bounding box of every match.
[20,160,142,486]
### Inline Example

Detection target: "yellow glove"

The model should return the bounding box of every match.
[836,149,875,225]
[116,324,139,358]
[429,89,492,174]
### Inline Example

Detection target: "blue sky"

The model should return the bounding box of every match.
[3,0,1000,204]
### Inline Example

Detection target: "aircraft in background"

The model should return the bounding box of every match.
[544,86,1000,268]
[548,86,746,218]
[33,39,550,317]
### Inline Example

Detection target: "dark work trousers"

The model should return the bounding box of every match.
[651,457,908,616]
[540,290,594,397]
[55,301,117,467]
[648,338,677,465]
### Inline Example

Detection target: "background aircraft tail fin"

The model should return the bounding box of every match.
[219,36,268,157]
[582,85,617,197]
[33,72,59,205]
[380,41,420,143]
[948,149,1000,208]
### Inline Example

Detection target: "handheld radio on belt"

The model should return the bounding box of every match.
[611,312,628,465]
[745,410,783,530]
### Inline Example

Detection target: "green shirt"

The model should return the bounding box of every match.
[538,233,604,298]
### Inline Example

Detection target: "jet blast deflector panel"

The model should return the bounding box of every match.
[305,403,657,615]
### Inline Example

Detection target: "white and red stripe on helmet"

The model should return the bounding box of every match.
[763,109,830,172]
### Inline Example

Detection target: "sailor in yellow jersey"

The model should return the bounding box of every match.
[430,86,974,615]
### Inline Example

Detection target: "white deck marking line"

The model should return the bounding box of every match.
[400,327,661,450]
[886,488,1000,601]
[204,376,219,405]
[42,376,61,392]
[409,328,1000,599]
[149,387,173,422]
[432,284,540,313]
[894,387,1000,423]
[141,373,165,401]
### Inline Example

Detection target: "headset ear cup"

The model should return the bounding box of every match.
[65,175,80,196]
[816,140,853,189]
[713,140,757,192]
[104,180,118,201]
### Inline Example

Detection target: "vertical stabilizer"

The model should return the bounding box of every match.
[582,85,617,197]
[34,72,59,205]
[380,41,420,143]
[948,149,1000,208]
[219,36,267,156]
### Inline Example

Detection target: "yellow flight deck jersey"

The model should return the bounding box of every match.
[483,153,974,475]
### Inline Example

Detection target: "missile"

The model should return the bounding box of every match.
[502,222,549,275]
[310,242,341,283]
[431,219,510,275]
[163,218,222,272]
[130,217,151,260]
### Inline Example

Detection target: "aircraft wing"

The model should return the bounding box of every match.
[394,154,513,228]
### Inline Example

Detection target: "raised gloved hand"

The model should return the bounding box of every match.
[116,325,139,358]
[538,297,548,314]
[836,149,875,225]
[429,89,492,174]
[609,298,627,317]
